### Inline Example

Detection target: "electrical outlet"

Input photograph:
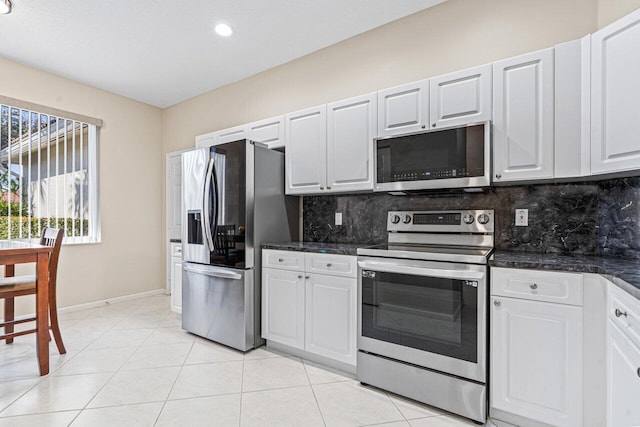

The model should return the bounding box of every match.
[335,212,343,226]
[515,209,528,227]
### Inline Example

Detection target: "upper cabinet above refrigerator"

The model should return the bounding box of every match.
[429,64,492,130]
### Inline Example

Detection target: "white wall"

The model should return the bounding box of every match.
[0,56,164,314]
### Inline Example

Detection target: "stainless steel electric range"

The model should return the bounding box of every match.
[356,209,494,423]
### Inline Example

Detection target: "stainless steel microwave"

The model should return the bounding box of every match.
[374,122,491,192]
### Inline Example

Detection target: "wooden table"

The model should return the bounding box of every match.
[0,241,53,375]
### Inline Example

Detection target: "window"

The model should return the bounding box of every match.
[0,103,99,243]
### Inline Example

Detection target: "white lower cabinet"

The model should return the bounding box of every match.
[490,268,583,427]
[305,273,356,365]
[262,250,357,367]
[170,242,183,313]
[607,283,640,426]
[262,267,305,349]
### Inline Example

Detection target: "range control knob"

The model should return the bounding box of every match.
[477,213,490,225]
[462,214,475,224]
[403,215,412,224]
[391,214,401,224]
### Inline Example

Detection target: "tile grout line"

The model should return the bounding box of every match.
[152,340,194,426]
[238,357,245,427]
[302,360,328,427]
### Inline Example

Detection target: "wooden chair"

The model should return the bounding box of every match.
[0,227,66,354]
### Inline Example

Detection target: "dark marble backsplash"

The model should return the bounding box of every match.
[302,177,640,259]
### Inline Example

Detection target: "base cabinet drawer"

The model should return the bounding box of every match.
[492,267,583,306]
[305,253,357,278]
[262,250,305,271]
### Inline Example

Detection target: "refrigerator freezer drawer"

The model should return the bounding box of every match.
[182,262,255,351]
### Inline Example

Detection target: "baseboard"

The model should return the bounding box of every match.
[58,288,169,314]
[266,341,356,375]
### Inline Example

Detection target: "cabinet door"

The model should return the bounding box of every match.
[262,268,305,349]
[591,8,640,174]
[493,48,554,182]
[607,320,640,427]
[217,125,247,144]
[377,80,429,137]
[171,258,182,313]
[195,131,217,148]
[326,93,376,193]
[554,36,591,178]
[285,105,327,195]
[166,152,182,241]
[429,64,492,129]
[305,274,356,365]
[491,296,583,426]
[248,116,285,149]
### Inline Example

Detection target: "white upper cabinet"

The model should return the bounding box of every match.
[195,131,216,148]
[377,80,429,137]
[429,64,492,129]
[248,116,285,149]
[217,124,247,144]
[591,8,640,175]
[285,105,327,194]
[326,93,376,193]
[166,152,182,240]
[493,48,555,182]
[554,36,591,178]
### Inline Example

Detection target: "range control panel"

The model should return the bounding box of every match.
[387,210,494,233]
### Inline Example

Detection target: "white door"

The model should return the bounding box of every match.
[429,64,492,129]
[248,116,285,149]
[493,48,555,182]
[170,257,182,313]
[326,93,376,193]
[607,320,640,427]
[285,105,327,195]
[217,125,247,144]
[305,274,356,365]
[262,268,305,349]
[166,152,182,240]
[377,80,429,137]
[491,296,583,426]
[591,8,640,174]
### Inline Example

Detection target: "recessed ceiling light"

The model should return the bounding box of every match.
[215,23,233,37]
[0,0,12,14]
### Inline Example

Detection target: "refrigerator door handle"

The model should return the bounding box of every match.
[202,158,215,251]
[212,157,220,251]
[183,264,243,280]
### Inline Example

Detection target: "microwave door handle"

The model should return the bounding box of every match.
[202,158,215,251]
[357,260,484,281]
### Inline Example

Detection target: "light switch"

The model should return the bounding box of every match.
[515,209,528,227]
[335,212,343,226]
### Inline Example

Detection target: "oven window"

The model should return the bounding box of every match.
[376,124,485,182]
[361,270,477,363]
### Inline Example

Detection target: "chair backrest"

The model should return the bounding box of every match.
[40,227,64,290]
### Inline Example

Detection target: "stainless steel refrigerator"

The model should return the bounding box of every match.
[181,140,298,351]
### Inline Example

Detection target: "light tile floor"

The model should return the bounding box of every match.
[0,295,479,426]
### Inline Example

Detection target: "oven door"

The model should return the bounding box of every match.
[357,256,486,383]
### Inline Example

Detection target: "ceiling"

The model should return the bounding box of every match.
[0,0,446,108]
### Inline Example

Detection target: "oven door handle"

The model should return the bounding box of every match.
[358,260,485,281]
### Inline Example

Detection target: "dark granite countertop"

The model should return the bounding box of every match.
[262,242,361,256]
[490,251,640,301]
